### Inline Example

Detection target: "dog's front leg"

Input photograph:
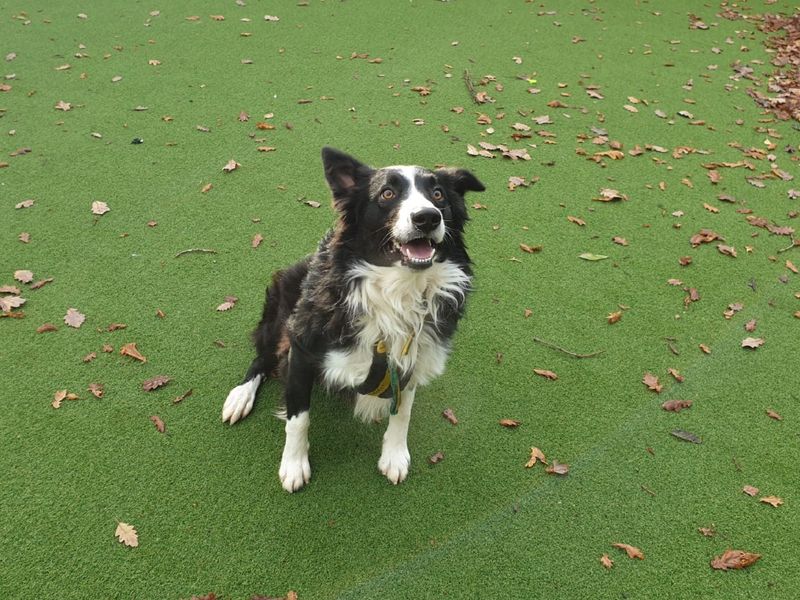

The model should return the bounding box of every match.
[279,347,314,493]
[378,387,415,485]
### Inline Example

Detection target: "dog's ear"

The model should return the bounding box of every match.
[321,147,372,207]
[436,168,486,196]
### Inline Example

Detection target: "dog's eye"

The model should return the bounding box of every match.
[380,189,395,201]
[432,189,444,202]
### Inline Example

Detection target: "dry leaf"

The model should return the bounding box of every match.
[36,323,57,333]
[741,337,764,349]
[120,342,147,362]
[668,368,685,382]
[766,409,782,421]
[607,311,622,324]
[612,543,644,560]
[91,201,110,215]
[545,460,569,475]
[442,408,459,425]
[82,352,97,363]
[222,159,240,172]
[64,308,86,328]
[499,419,521,428]
[201,183,213,193]
[252,233,264,248]
[742,485,759,497]
[710,549,761,571]
[519,243,542,254]
[525,447,547,467]
[698,526,716,537]
[600,554,614,569]
[427,451,444,464]
[671,429,702,444]
[88,383,104,398]
[142,375,171,391]
[662,399,693,412]
[0,296,26,312]
[567,215,586,227]
[760,496,783,508]
[14,270,33,283]
[150,415,166,433]
[115,522,139,547]
[642,372,662,393]
[533,368,558,380]
[173,389,193,404]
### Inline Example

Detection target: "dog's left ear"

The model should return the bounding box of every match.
[436,168,486,196]
[321,147,373,206]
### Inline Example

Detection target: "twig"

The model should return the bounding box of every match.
[463,69,480,104]
[175,248,218,258]
[777,238,799,253]
[532,336,604,359]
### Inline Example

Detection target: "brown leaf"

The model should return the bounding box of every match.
[102,343,114,353]
[545,460,569,475]
[600,554,614,569]
[699,343,711,354]
[594,188,628,202]
[717,244,737,258]
[612,236,628,246]
[662,399,693,412]
[710,549,761,571]
[52,390,67,409]
[442,408,459,425]
[0,295,25,313]
[607,311,622,324]
[519,243,542,254]
[120,342,147,362]
[91,201,110,215]
[0,285,21,294]
[142,375,171,392]
[741,337,764,349]
[201,183,213,193]
[612,543,644,560]
[525,447,547,468]
[499,418,521,428]
[82,352,97,363]
[742,485,759,497]
[115,522,139,547]
[766,409,782,421]
[150,415,166,433]
[252,233,264,248]
[668,368,685,383]
[533,368,558,380]
[642,372,662,393]
[787,260,798,274]
[88,383,104,398]
[698,526,717,538]
[64,308,86,328]
[760,496,783,508]
[744,319,757,332]
[257,146,277,153]
[567,215,586,227]
[19,232,30,243]
[427,451,444,464]
[14,269,33,283]
[36,323,57,333]
[222,159,240,173]
[107,323,127,332]
[173,389,193,404]
[30,278,54,290]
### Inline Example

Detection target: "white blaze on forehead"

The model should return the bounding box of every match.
[388,166,445,244]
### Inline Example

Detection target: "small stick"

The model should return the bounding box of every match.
[463,69,480,104]
[175,248,218,258]
[532,336,604,359]
[777,238,799,253]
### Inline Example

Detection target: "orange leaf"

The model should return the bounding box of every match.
[120,342,147,363]
[525,447,547,468]
[613,543,644,560]
[600,554,614,569]
[710,549,761,571]
[499,419,521,428]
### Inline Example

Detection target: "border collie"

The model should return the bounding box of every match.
[221,147,484,492]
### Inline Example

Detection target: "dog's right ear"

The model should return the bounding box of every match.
[321,147,372,207]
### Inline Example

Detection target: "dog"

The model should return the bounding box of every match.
[222,147,485,492]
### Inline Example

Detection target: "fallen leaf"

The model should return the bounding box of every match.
[662,399,693,412]
[150,415,166,433]
[499,419,521,428]
[741,337,764,349]
[88,383,104,398]
[82,352,97,363]
[743,485,759,497]
[142,375,171,391]
[120,342,147,362]
[612,543,644,560]
[54,100,72,111]
[252,233,264,248]
[427,451,444,464]
[546,460,569,475]
[519,243,542,254]
[760,496,783,508]
[36,323,57,333]
[699,343,711,354]
[0,296,26,312]
[533,368,558,380]
[600,554,614,569]
[607,311,622,324]
[201,183,213,193]
[698,526,716,537]
[14,270,33,283]
[442,408,458,425]
[64,308,86,328]
[91,201,110,215]
[766,409,782,421]
[222,159,240,172]
[30,278,54,290]
[642,372,662,393]
[115,522,139,547]
[671,429,702,444]
[173,389,193,404]
[567,215,586,227]
[710,549,761,571]
[579,253,609,261]
[15,199,35,209]
[668,368,684,382]
[525,447,547,467]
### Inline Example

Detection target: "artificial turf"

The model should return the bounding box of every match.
[2,1,799,598]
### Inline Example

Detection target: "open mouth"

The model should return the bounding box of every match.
[394,237,436,268]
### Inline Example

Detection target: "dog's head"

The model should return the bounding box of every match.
[322,147,485,269]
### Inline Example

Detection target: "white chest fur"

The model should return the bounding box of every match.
[321,260,470,391]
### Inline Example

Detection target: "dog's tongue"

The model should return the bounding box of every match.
[401,238,434,260]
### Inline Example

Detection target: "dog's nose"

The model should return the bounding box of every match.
[411,208,442,233]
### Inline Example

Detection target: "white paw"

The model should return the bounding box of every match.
[378,445,411,485]
[279,454,311,493]
[221,377,260,424]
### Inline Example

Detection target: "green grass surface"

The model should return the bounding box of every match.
[2,1,799,598]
